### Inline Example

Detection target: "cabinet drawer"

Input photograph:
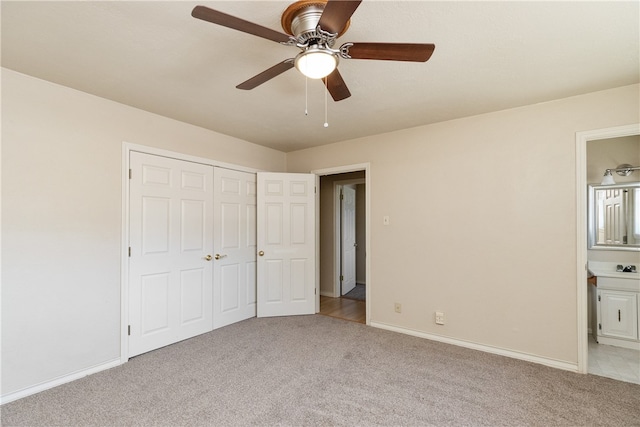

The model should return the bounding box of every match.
[597,276,640,292]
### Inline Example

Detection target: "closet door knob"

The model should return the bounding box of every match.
[258,251,265,256]
[204,255,213,261]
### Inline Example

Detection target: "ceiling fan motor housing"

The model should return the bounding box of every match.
[292,4,335,47]
[282,0,349,47]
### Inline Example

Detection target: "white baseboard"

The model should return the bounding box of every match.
[356,282,366,286]
[320,290,337,298]
[370,321,578,373]
[595,336,640,351]
[0,358,122,405]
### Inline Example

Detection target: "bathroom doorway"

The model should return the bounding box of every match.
[578,125,640,384]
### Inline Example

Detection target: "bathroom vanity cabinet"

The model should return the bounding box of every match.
[595,276,640,350]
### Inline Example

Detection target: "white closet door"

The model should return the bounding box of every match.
[256,172,316,317]
[341,185,357,295]
[128,152,214,357]
[213,167,257,329]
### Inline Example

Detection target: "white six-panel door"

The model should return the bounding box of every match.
[256,173,316,317]
[341,185,357,296]
[128,153,316,357]
[128,152,214,357]
[213,167,257,329]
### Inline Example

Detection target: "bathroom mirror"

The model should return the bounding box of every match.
[588,182,640,250]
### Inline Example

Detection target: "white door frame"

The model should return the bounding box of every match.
[333,178,365,298]
[312,164,371,325]
[575,123,640,374]
[121,142,259,363]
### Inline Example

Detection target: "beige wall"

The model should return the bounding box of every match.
[3,64,638,398]
[1,69,286,398]
[287,84,640,365]
[586,135,639,185]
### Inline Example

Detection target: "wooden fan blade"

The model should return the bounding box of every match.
[192,5,291,44]
[317,0,362,35]
[236,60,295,90]
[345,43,435,62]
[323,69,351,102]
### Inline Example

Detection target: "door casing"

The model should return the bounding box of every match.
[313,164,371,325]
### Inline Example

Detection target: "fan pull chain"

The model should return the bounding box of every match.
[323,76,329,128]
[305,77,308,116]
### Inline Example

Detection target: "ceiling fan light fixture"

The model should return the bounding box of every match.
[295,47,338,79]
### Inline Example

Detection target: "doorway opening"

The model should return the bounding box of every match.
[313,166,370,324]
[584,132,640,384]
[576,124,639,382]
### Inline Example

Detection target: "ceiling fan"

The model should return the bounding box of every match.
[192,0,435,101]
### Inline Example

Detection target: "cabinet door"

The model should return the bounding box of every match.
[598,290,638,340]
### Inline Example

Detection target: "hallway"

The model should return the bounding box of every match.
[319,295,365,324]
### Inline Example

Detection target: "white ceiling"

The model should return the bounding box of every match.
[2,1,638,152]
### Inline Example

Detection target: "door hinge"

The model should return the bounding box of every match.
[129,169,132,179]
[128,325,131,336]
[128,247,131,257]
[598,295,601,302]
[598,323,601,330]
[315,288,317,295]
[340,275,344,281]
[340,193,344,200]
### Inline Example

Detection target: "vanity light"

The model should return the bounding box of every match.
[600,164,640,185]
[601,170,616,185]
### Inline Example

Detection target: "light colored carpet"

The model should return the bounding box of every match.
[2,315,639,426]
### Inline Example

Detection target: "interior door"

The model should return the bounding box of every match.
[213,167,257,329]
[341,185,357,295]
[128,152,213,357]
[602,189,623,244]
[256,172,316,317]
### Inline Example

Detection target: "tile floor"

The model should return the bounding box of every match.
[588,335,640,384]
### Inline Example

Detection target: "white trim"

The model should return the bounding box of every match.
[320,290,336,298]
[312,163,371,325]
[0,358,121,405]
[121,142,262,362]
[121,144,130,363]
[596,336,640,351]
[575,123,640,375]
[371,322,578,373]
[124,142,261,173]
[314,174,321,313]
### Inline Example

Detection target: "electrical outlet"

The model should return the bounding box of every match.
[435,311,445,325]
[394,303,402,313]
